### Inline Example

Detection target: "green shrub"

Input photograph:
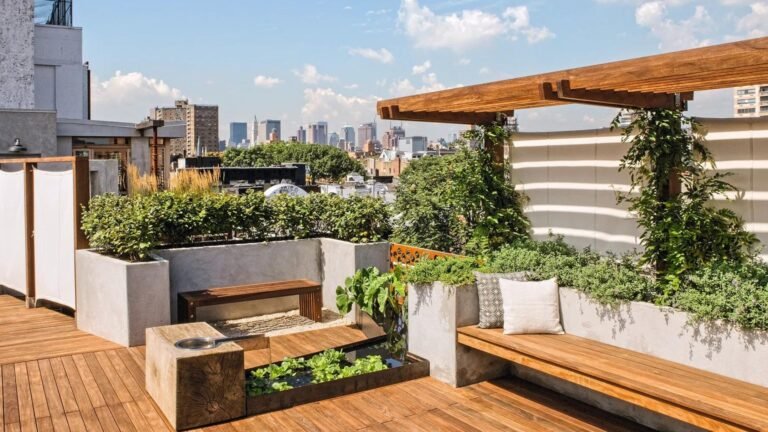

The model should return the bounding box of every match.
[392,145,529,255]
[675,261,768,331]
[222,142,366,183]
[405,256,479,286]
[82,191,391,261]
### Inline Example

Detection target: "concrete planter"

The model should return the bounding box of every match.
[407,282,508,387]
[319,238,390,317]
[558,287,768,388]
[76,250,170,346]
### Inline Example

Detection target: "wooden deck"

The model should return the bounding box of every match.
[0,294,651,431]
[0,295,119,366]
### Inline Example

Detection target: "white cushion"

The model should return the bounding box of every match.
[498,278,564,335]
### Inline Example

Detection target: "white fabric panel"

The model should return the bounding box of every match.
[33,168,76,309]
[0,170,28,294]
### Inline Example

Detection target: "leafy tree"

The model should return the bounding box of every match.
[222,142,365,183]
[614,109,757,297]
[392,137,529,255]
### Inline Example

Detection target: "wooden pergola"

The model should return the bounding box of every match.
[377,37,768,126]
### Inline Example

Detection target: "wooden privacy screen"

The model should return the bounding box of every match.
[0,156,89,308]
[389,243,460,269]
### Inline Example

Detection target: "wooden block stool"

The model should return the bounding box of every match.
[145,323,246,430]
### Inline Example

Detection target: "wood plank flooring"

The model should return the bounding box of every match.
[0,295,119,366]
[0,294,652,431]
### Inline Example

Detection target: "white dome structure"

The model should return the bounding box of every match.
[264,183,308,199]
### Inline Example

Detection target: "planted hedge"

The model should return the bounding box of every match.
[402,237,768,331]
[81,191,391,261]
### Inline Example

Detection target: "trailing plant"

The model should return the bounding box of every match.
[613,109,757,297]
[405,256,480,286]
[336,267,408,358]
[82,191,391,261]
[222,142,366,183]
[392,135,529,255]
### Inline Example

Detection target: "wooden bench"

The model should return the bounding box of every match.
[178,279,322,323]
[458,326,768,432]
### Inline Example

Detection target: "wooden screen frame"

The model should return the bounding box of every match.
[0,156,90,307]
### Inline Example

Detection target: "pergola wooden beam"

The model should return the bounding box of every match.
[377,36,768,124]
[380,105,512,126]
[540,80,693,110]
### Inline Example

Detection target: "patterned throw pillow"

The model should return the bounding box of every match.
[474,271,527,328]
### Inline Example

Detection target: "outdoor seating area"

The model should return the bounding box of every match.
[0,293,655,432]
[4,2,768,430]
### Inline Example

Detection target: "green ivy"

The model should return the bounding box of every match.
[614,109,757,297]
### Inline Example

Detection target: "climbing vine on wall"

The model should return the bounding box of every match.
[613,109,757,297]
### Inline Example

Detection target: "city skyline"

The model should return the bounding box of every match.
[78,1,766,140]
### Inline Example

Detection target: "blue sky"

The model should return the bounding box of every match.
[78,0,767,141]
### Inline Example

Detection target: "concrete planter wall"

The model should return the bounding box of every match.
[319,238,390,318]
[407,282,508,387]
[76,239,389,346]
[155,239,323,322]
[76,250,170,346]
[558,287,768,388]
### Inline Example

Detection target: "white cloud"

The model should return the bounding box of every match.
[366,9,390,15]
[736,2,768,37]
[479,67,490,74]
[397,0,553,51]
[389,72,446,97]
[301,88,379,124]
[635,1,713,51]
[90,71,183,122]
[412,60,432,74]
[293,64,337,84]
[348,47,395,63]
[458,58,471,65]
[253,75,282,88]
[344,83,360,89]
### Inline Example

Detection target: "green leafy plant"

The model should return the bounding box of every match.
[82,191,391,261]
[222,142,366,183]
[392,142,529,255]
[336,267,408,358]
[405,256,480,286]
[246,350,388,396]
[613,109,757,297]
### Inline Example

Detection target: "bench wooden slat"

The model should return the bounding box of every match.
[458,326,768,432]
[178,279,322,323]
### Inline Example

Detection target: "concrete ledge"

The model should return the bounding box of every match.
[559,287,768,388]
[408,282,508,387]
[76,250,170,346]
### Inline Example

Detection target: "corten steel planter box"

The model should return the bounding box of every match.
[245,337,429,416]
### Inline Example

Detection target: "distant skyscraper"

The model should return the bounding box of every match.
[297,126,307,144]
[257,119,281,143]
[382,125,404,150]
[357,123,376,148]
[248,116,258,146]
[342,125,355,147]
[329,132,340,147]
[307,121,328,144]
[229,122,247,146]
